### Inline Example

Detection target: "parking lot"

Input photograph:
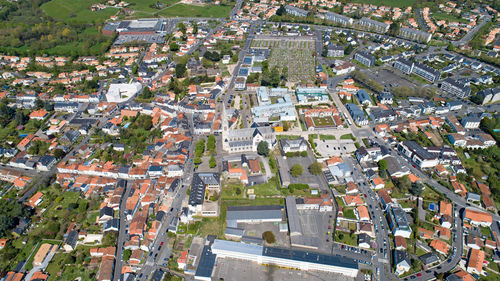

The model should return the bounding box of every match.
[213,257,361,281]
[294,210,334,252]
[315,139,356,157]
[285,157,322,188]
[361,67,419,89]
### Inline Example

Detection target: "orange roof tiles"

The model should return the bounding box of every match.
[464,208,492,225]
[418,227,434,239]
[408,174,419,183]
[430,239,449,255]
[344,194,363,206]
[439,201,452,217]
[467,248,485,273]
[356,205,370,220]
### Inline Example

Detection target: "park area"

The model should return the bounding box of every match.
[251,37,315,83]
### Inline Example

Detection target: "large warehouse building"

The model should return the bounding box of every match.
[210,239,359,277]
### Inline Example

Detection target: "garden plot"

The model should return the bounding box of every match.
[252,37,315,83]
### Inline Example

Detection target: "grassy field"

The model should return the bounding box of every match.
[221,180,245,199]
[432,12,469,24]
[320,134,336,140]
[127,0,179,13]
[345,0,415,8]
[312,116,335,127]
[334,231,358,246]
[340,133,356,140]
[251,179,281,197]
[158,4,233,18]
[41,0,117,23]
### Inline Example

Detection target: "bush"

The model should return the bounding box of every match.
[262,231,276,244]
[300,151,307,157]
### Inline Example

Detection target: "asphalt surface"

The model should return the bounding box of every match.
[113,181,132,281]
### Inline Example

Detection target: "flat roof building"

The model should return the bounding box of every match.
[324,12,353,26]
[359,17,389,33]
[211,239,359,277]
[226,205,282,227]
[412,62,440,83]
[399,27,432,43]
[387,204,412,238]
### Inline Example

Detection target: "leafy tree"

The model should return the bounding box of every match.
[0,215,14,236]
[389,22,400,36]
[170,41,180,52]
[140,87,153,99]
[102,232,117,247]
[123,249,132,261]
[276,4,285,16]
[262,231,276,243]
[203,51,221,62]
[78,201,88,213]
[209,156,216,168]
[235,187,242,195]
[53,148,65,160]
[207,135,216,152]
[195,139,206,158]
[377,159,387,171]
[35,98,44,110]
[447,42,455,51]
[193,22,198,35]
[175,63,187,78]
[257,141,269,156]
[410,182,424,197]
[308,162,323,175]
[177,22,187,35]
[14,111,28,126]
[290,164,303,177]
[395,175,412,193]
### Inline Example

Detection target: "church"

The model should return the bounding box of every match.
[221,106,276,153]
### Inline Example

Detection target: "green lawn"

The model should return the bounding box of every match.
[343,208,357,220]
[320,134,336,140]
[221,181,245,199]
[421,185,444,201]
[158,4,233,18]
[251,179,281,197]
[41,0,118,23]
[332,184,346,194]
[432,12,468,24]
[416,247,427,257]
[312,116,335,127]
[340,133,356,140]
[127,0,179,13]
[46,246,97,281]
[334,231,358,246]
